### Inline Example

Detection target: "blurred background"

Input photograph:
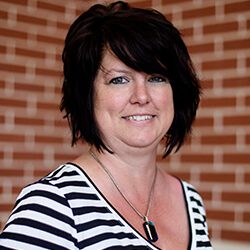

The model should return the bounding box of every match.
[0,0,249,249]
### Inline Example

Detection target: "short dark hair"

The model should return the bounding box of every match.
[60,1,201,157]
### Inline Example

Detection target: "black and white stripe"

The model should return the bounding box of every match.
[181,182,212,249]
[0,163,212,249]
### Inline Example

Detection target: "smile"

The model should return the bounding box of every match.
[124,115,155,121]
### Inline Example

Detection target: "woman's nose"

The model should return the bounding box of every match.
[130,81,151,105]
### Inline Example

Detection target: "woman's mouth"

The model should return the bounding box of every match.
[123,115,155,121]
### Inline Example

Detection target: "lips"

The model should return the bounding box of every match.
[123,115,155,121]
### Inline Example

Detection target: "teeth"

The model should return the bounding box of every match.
[126,115,153,121]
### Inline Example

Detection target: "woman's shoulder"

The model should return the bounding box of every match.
[159,169,212,249]
[178,180,213,249]
[20,163,81,191]
[179,179,206,210]
[0,163,84,249]
[4,163,91,231]
[14,164,75,201]
[10,163,89,215]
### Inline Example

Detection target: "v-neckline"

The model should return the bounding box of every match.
[67,162,192,250]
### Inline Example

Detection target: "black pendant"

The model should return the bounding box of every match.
[143,220,158,242]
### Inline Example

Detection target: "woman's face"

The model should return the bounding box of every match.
[93,50,174,152]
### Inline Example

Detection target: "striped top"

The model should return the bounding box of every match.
[0,163,212,250]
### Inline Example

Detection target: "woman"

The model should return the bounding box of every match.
[0,1,212,249]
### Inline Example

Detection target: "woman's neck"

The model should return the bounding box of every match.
[88,146,158,197]
[92,146,157,175]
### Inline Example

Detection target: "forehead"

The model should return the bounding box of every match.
[101,49,122,66]
[100,49,132,73]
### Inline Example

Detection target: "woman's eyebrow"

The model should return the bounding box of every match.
[100,66,131,76]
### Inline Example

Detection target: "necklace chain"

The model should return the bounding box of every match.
[89,150,157,221]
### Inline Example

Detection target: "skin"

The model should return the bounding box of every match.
[94,49,174,155]
[74,49,189,249]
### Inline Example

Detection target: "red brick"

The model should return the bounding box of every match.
[37,1,65,13]
[193,117,214,127]
[0,10,8,19]
[0,79,4,88]
[200,191,212,202]
[35,135,63,144]
[185,135,192,145]
[0,0,27,5]
[243,211,250,222]
[200,134,236,145]
[224,38,250,51]
[247,19,250,29]
[183,6,215,19]
[244,173,250,183]
[202,58,237,71]
[13,152,44,160]
[162,0,191,4]
[188,42,214,54]
[0,63,26,73]
[55,86,62,94]
[246,57,250,67]
[0,44,6,54]
[203,21,238,35]
[54,120,67,128]
[225,1,250,14]
[14,82,45,92]
[181,153,214,163]
[221,229,250,242]
[200,97,236,108]
[201,79,213,89]
[180,27,193,37]
[207,209,235,221]
[222,191,250,203]
[54,153,78,161]
[35,67,60,77]
[156,153,170,162]
[0,133,25,142]
[200,172,236,183]
[223,153,250,164]
[34,169,53,178]
[15,117,45,126]
[37,34,64,45]
[37,102,58,111]
[246,134,250,145]
[12,185,24,195]
[0,115,4,123]
[131,0,152,8]
[223,115,250,126]
[0,98,27,108]
[17,14,47,26]
[246,96,250,106]
[56,21,69,30]
[55,52,62,62]
[0,203,14,212]
[0,168,24,177]
[0,27,27,39]
[16,47,46,59]
[222,76,250,88]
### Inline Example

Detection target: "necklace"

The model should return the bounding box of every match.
[89,150,159,242]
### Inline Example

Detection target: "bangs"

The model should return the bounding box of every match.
[102,15,170,77]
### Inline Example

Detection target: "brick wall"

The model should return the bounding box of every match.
[0,0,249,245]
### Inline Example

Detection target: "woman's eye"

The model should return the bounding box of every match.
[109,77,129,84]
[148,76,167,83]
